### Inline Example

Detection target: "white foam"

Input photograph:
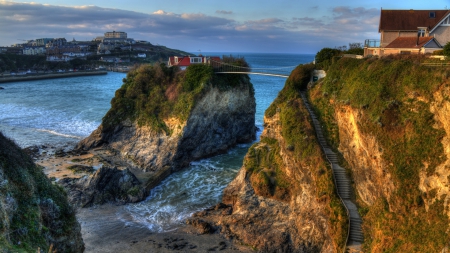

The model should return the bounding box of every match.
[37,129,82,139]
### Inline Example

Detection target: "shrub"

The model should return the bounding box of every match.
[443,42,450,57]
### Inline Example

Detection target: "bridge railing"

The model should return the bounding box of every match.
[208,58,296,77]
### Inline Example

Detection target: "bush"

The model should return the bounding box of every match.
[443,42,450,57]
[315,48,342,70]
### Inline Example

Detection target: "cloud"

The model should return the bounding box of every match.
[0,2,380,53]
[216,10,232,15]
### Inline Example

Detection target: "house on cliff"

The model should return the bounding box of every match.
[364,9,450,56]
[167,55,220,70]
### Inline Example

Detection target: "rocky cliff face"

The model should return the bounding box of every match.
[310,56,450,252]
[76,63,256,202]
[0,132,84,252]
[189,64,347,252]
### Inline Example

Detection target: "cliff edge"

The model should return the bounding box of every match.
[310,55,450,252]
[0,132,84,252]
[75,61,256,204]
[189,64,348,252]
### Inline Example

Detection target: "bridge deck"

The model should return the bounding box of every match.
[215,71,289,78]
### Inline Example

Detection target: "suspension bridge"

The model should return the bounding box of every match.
[209,59,294,78]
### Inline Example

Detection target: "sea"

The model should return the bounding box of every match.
[0,53,314,232]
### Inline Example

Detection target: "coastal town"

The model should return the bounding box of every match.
[0,30,193,75]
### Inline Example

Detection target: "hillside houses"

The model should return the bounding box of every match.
[365,9,450,56]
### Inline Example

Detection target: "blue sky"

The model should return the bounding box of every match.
[1,0,448,53]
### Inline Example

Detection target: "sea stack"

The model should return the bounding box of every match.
[75,61,256,202]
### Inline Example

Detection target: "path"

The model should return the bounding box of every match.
[300,91,363,253]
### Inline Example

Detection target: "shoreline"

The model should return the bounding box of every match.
[28,143,252,253]
[0,71,108,83]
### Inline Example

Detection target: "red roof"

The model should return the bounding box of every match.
[168,56,221,67]
[168,56,191,67]
[385,36,435,48]
[379,9,450,31]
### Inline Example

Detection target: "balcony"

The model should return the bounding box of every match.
[364,39,380,48]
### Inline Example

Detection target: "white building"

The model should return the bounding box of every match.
[23,47,46,55]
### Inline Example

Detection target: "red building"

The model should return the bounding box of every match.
[167,55,220,70]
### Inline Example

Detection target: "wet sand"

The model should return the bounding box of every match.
[77,204,251,253]
[30,144,252,253]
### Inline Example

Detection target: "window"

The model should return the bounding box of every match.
[443,16,450,25]
[418,27,426,37]
[190,57,202,63]
[429,12,436,18]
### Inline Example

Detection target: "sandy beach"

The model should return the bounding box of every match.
[28,144,252,253]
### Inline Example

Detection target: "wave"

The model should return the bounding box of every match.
[36,129,83,139]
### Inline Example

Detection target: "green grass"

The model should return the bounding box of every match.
[102,60,252,135]
[310,55,450,252]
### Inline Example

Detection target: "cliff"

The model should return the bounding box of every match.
[189,64,348,252]
[76,62,256,201]
[0,132,84,252]
[309,55,450,252]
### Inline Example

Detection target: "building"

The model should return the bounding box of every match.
[23,46,46,55]
[35,38,53,47]
[46,38,67,47]
[167,55,221,70]
[105,31,127,39]
[364,9,450,56]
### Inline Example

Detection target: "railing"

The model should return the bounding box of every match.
[209,58,295,78]
[364,39,380,48]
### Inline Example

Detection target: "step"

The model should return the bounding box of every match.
[349,234,364,240]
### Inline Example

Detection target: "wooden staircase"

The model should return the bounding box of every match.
[300,91,363,252]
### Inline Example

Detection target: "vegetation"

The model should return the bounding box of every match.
[443,42,450,58]
[310,55,450,252]
[315,43,364,70]
[102,58,252,134]
[0,132,82,252]
[245,63,348,250]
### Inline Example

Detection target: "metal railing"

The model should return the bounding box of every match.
[364,39,380,48]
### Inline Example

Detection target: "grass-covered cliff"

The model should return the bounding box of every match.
[194,64,348,252]
[0,132,84,252]
[77,58,256,193]
[309,55,450,252]
[247,63,348,250]
[102,60,252,135]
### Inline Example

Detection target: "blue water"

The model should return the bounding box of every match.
[0,53,314,231]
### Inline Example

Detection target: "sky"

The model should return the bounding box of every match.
[0,0,449,54]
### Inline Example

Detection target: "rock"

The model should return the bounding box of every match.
[54,148,66,157]
[76,71,256,195]
[186,219,215,234]
[59,166,146,207]
[22,145,40,158]
[67,164,95,174]
[193,74,341,252]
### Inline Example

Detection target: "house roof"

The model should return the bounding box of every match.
[168,56,221,67]
[379,9,450,31]
[384,36,437,48]
[168,56,191,66]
